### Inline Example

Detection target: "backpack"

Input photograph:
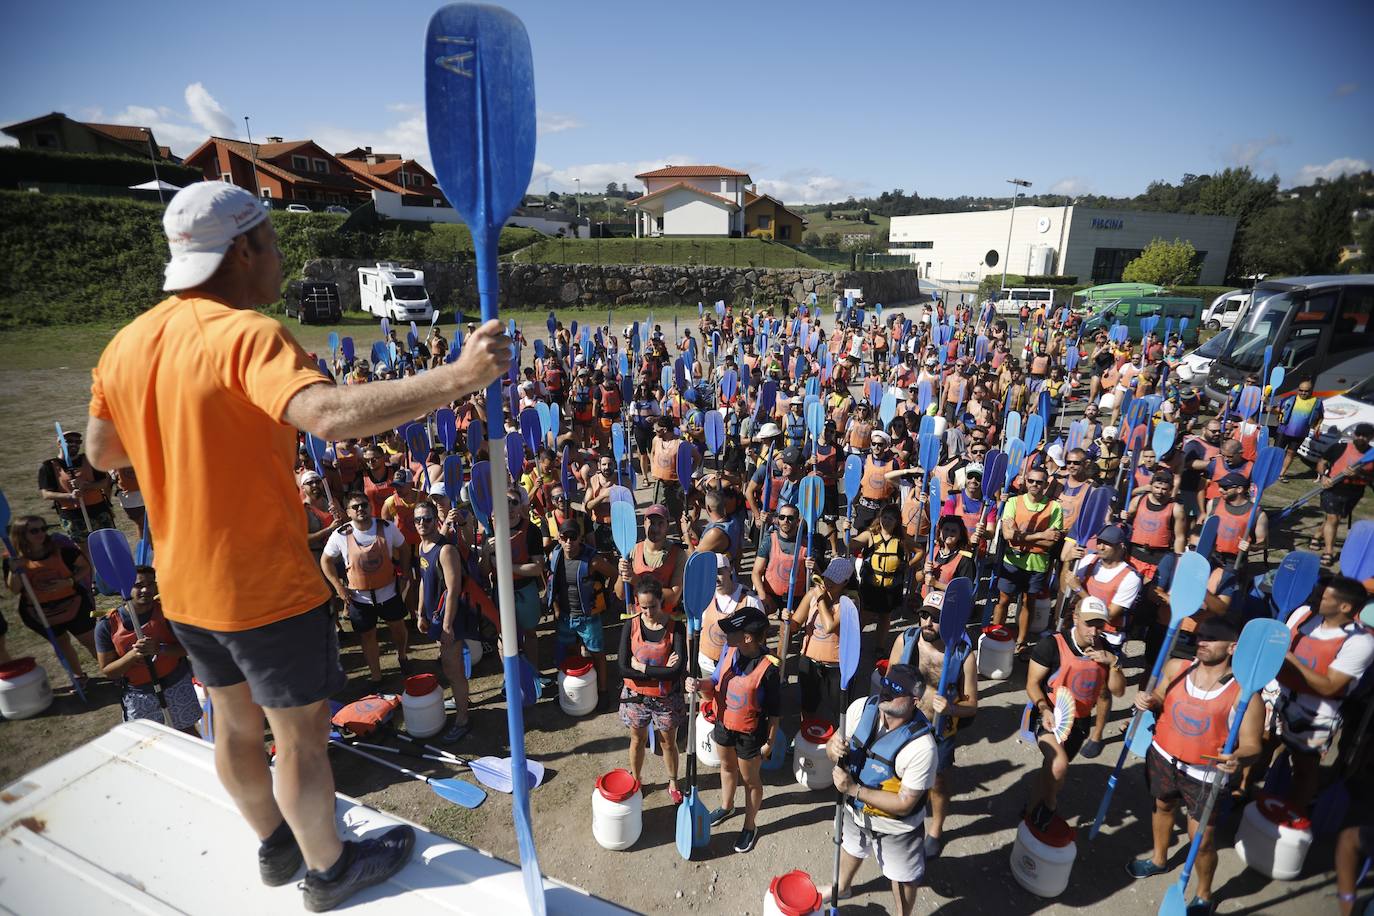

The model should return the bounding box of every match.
[331,694,401,737]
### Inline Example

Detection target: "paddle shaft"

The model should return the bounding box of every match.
[3,550,88,701]
[1276,456,1374,518]
[331,738,480,807]
[1173,694,1255,901]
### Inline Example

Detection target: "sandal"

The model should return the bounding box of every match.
[1321,553,1335,567]
[668,784,684,805]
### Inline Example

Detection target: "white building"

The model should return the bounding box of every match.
[628,165,750,237]
[888,205,1237,286]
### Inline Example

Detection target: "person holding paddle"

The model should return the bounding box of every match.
[414,502,471,744]
[37,428,116,544]
[992,466,1064,657]
[1315,423,1374,567]
[93,564,201,736]
[791,557,855,722]
[1125,616,1263,910]
[548,520,617,706]
[84,182,511,908]
[3,513,98,686]
[698,554,763,678]
[618,578,687,803]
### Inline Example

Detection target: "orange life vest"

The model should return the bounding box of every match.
[1057,481,1090,537]
[651,438,680,483]
[345,521,395,592]
[631,542,681,613]
[1278,609,1362,696]
[1331,441,1373,486]
[801,597,841,664]
[1081,558,1133,611]
[1011,495,1058,555]
[362,473,394,516]
[1205,458,1252,501]
[106,603,181,686]
[1152,663,1239,766]
[50,458,106,507]
[717,646,776,734]
[847,420,873,451]
[14,549,82,624]
[624,615,675,697]
[599,384,622,418]
[1130,498,1174,549]
[762,531,807,599]
[1048,632,1108,719]
[1212,499,1251,555]
[922,549,969,597]
[386,492,420,545]
[860,457,896,501]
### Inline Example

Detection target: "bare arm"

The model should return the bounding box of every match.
[85,416,131,471]
[284,321,510,441]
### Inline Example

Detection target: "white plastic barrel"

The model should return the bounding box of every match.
[401,674,445,739]
[591,768,642,850]
[558,657,598,717]
[193,678,214,741]
[697,704,720,767]
[977,625,1015,680]
[1235,795,1314,880]
[1030,596,1054,634]
[1010,816,1076,898]
[0,657,52,720]
[465,638,483,669]
[793,719,836,791]
[764,869,822,916]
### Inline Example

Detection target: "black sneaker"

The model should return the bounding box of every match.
[302,827,416,913]
[733,827,758,853]
[1080,738,1104,759]
[258,834,304,886]
[709,806,736,827]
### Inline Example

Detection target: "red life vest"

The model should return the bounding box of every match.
[1212,500,1252,555]
[717,646,776,734]
[1205,458,1252,501]
[1081,558,1132,610]
[1130,498,1175,549]
[1048,632,1108,719]
[599,384,622,418]
[1058,481,1091,537]
[651,439,680,483]
[763,531,807,598]
[1233,423,1261,462]
[1153,663,1240,766]
[923,549,969,597]
[543,364,566,394]
[387,493,420,545]
[362,473,395,516]
[335,448,360,484]
[345,522,395,591]
[623,615,674,697]
[106,603,181,686]
[1331,441,1373,486]
[1278,609,1361,696]
[631,542,681,613]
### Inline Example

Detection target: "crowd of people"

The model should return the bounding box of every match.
[4,182,1373,914]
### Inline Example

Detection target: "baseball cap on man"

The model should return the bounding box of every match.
[720,605,769,635]
[1078,596,1110,621]
[162,182,269,291]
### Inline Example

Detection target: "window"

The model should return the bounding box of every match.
[1134,301,1161,319]
[1090,247,1144,282]
[758,215,771,230]
[35,131,59,148]
[222,174,235,183]
[411,174,424,187]
[313,158,327,173]
[1331,286,1374,353]
[260,188,272,198]
[984,249,999,267]
[1280,327,1324,368]
[778,225,791,240]
[291,155,308,171]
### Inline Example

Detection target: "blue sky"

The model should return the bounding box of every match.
[3,0,1371,203]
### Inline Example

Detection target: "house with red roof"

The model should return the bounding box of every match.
[628,164,806,240]
[335,147,448,208]
[2,112,178,161]
[181,136,372,208]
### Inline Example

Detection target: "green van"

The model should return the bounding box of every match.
[1079,295,1203,345]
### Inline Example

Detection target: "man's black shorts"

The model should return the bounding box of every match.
[1145,745,1233,826]
[171,602,346,709]
[346,593,408,633]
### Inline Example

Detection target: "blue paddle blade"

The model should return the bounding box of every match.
[533,338,545,361]
[981,450,1007,497]
[705,410,725,454]
[470,460,493,519]
[838,596,860,688]
[305,432,331,476]
[612,423,626,463]
[1004,411,1022,444]
[676,791,694,860]
[406,422,431,464]
[939,577,974,644]
[1151,421,1176,457]
[443,454,464,503]
[1128,709,1156,759]
[1170,551,1211,624]
[805,401,825,442]
[1340,520,1374,582]
[1023,414,1045,450]
[676,443,698,492]
[721,370,738,402]
[430,776,489,809]
[1253,445,1285,492]
[1274,551,1322,619]
[549,402,561,442]
[800,476,825,528]
[611,500,637,558]
[1195,515,1220,560]
[1235,618,1294,694]
[879,388,897,428]
[505,431,524,480]
[919,432,941,472]
[559,446,573,496]
[341,336,355,363]
[609,485,633,506]
[1236,385,1262,419]
[327,331,339,355]
[466,421,483,458]
[843,455,863,503]
[519,408,541,456]
[1005,437,1027,475]
[436,408,458,452]
[88,528,137,599]
[683,551,716,633]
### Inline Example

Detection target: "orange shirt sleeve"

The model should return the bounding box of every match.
[89,364,112,420]
[221,312,330,421]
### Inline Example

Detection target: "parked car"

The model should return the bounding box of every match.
[285,203,312,213]
[324,205,350,215]
[1297,374,1374,466]
[283,281,342,325]
[1173,326,1233,386]
[1078,296,1204,345]
[1201,290,1248,331]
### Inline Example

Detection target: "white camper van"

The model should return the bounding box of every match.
[358,262,434,322]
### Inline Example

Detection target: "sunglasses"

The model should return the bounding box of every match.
[918,609,939,621]
[778,514,799,522]
[26,524,49,534]
[878,676,912,697]
[1065,460,1083,466]
[1026,478,1048,486]
[348,504,370,512]
[413,516,435,524]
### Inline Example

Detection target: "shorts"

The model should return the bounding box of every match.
[619,688,686,732]
[57,506,117,542]
[345,593,408,633]
[997,559,1049,596]
[116,490,145,510]
[1276,432,1306,449]
[1321,486,1363,518]
[1178,491,1202,519]
[840,806,926,884]
[1037,716,1092,761]
[19,593,96,639]
[799,656,844,722]
[171,602,346,709]
[120,665,202,730]
[859,582,903,617]
[514,581,542,630]
[1145,746,1232,826]
[712,721,769,760]
[557,614,605,652]
[593,522,615,554]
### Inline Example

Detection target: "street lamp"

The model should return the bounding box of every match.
[243,115,262,200]
[1000,177,1032,292]
[574,178,581,218]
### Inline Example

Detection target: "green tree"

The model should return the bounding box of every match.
[820,231,841,248]
[605,181,619,195]
[823,207,833,219]
[1237,202,1311,277]
[1122,238,1201,285]
[1356,215,1374,273]
[845,235,884,254]
[803,231,821,246]
[1306,177,1358,272]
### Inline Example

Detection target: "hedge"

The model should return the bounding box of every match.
[0,147,205,191]
[0,191,543,328]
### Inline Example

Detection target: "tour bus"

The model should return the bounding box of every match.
[995,287,1054,316]
[1203,275,1374,407]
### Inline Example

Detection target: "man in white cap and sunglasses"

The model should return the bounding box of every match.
[84,182,511,910]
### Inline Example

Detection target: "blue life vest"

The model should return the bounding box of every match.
[784,413,806,450]
[418,540,445,624]
[847,695,932,823]
[545,543,602,619]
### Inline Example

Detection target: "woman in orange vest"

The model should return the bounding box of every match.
[3,514,98,684]
[1023,596,1124,831]
[618,578,687,804]
[687,606,780,854]
[94,564,202,735]
[789,558,852,722]
[650,417,685,516]
[1127,616,1263,905]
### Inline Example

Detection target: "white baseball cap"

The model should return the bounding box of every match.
[162,182,268,291]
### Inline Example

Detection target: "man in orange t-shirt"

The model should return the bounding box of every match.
[84,183,510,909]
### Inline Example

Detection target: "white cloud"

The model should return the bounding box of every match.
[184,82,236,137]
[1049,177,1093,196]
[85,83,241,157]
[755,171,867,205]
[1293,157,1371,185]
[307,103,430,169]
[1224,135,1288,174]
[1334,82,1359,97]
[537,111,582,135]
[530,156,697,194]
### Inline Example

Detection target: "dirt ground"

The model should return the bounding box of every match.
[1,304,1364,914]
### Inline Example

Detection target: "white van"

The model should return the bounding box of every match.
[995,287,1054,316]
[357,262,434,322]
[1201,290,1248,331]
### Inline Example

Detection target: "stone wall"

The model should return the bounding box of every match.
[303,258,922,312]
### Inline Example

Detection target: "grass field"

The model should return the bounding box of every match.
[794,209,890,241]
[509,235,842,269]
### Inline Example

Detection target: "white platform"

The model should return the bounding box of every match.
[0,720,635,915]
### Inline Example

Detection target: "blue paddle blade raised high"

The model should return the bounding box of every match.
[1340,520,1374,582]
[443,454,464,503]
[683,551,717,633]
[610,498,637,559]
[1273,551,1322,619]
[88,528,137,599]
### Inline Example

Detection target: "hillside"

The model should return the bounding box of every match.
[509,236,844,269]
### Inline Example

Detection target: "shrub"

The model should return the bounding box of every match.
[0,147,204,191]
